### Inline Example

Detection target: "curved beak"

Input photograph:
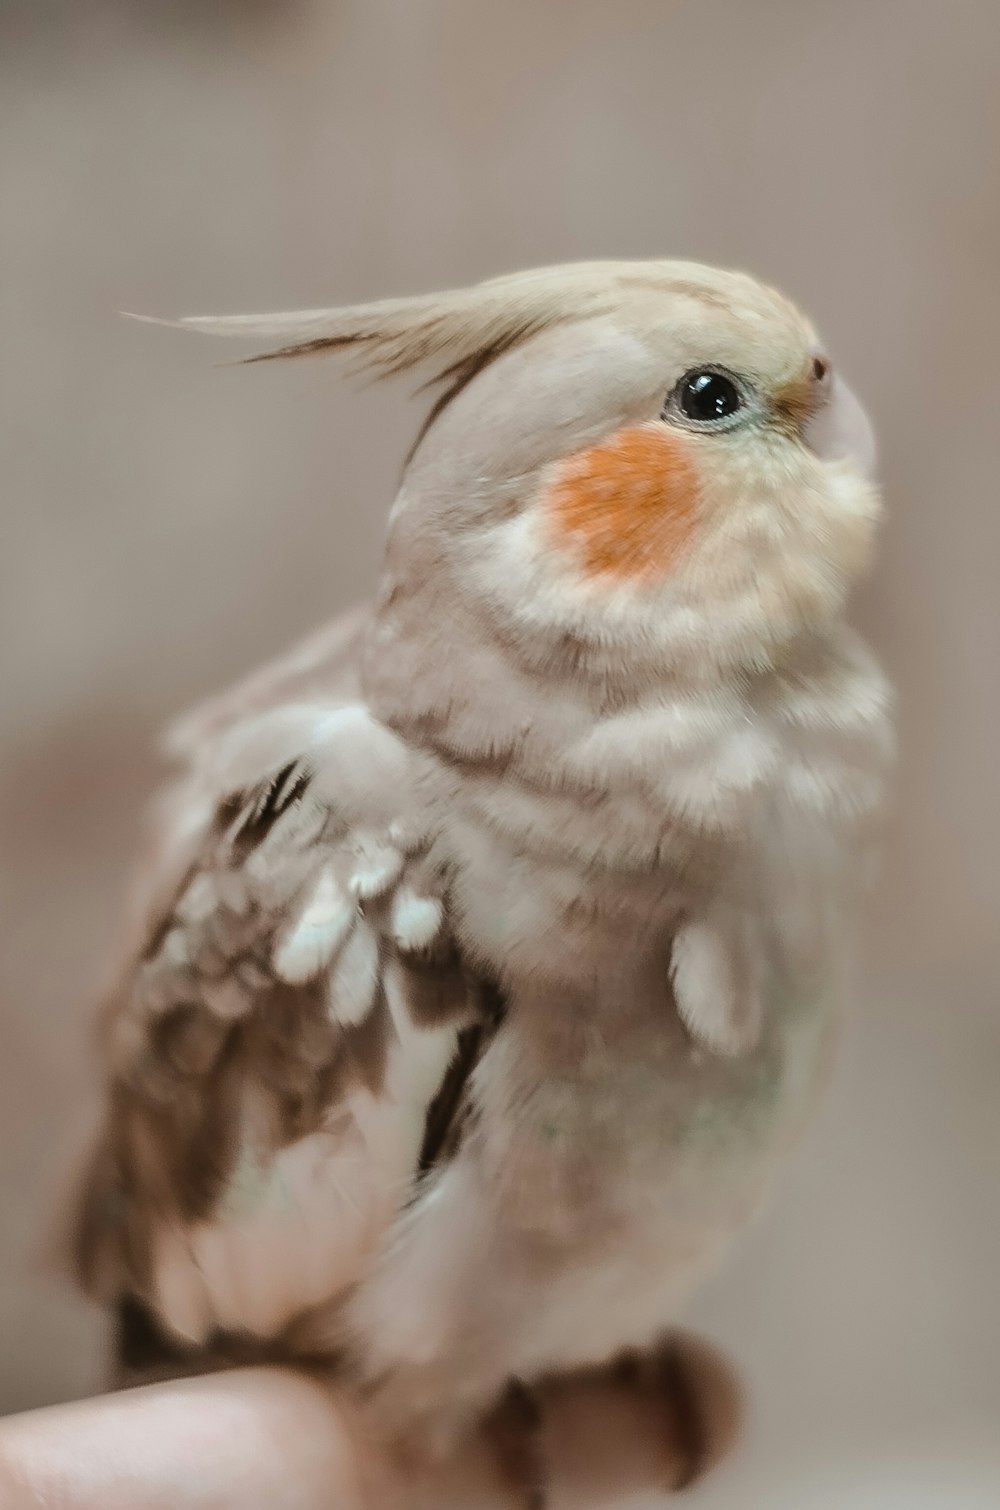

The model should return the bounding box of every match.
[803,374,878,480]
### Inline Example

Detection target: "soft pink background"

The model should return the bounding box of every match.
[1,2,998,1503]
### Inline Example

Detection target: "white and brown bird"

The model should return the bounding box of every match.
[72,260,892,1501]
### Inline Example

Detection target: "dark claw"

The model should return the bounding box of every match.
[614,1331,742,1492]
[656,1338,709,1491]
[486,1378,549,1510]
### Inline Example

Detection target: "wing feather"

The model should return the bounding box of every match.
[75,698,482,1353]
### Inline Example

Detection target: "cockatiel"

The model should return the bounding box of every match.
[73,260,891,1501]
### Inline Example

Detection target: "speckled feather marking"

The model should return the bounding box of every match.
[76,706,485,1347]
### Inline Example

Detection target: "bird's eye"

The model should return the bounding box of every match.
[673,369,744,424]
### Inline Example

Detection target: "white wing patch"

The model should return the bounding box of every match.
[151,1051,462,1345]
[273,867,356,985]
[348,834,406,901]
[327,919,381,1026]
[390,888,446,953]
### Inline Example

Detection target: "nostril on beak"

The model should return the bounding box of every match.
[811,355,830,383]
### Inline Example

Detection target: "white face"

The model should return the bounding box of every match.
[399,279,882,679]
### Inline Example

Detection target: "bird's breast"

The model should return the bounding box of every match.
[482,956,838,1237]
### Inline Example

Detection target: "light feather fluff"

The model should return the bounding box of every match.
[76,261,892,1487]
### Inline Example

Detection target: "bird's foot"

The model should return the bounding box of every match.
[484,1378,549,1510]
[613,1330,742,1491]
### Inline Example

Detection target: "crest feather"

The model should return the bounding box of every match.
[174,261,663,378]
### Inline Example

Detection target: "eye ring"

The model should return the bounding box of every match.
[663,367,748,429]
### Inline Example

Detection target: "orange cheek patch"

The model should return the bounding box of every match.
[544,425,701,583]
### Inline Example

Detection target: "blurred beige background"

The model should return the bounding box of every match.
[1,0,998,1504]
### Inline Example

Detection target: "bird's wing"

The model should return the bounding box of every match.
[163,604,369,759]
[74,695,489,1354]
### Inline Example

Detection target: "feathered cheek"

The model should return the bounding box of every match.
[541,423,702,585]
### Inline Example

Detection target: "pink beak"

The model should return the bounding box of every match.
[803,373,878,480]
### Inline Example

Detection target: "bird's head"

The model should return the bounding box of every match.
[188,262,881,738]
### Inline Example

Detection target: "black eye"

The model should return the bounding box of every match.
[675,370,743,424]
